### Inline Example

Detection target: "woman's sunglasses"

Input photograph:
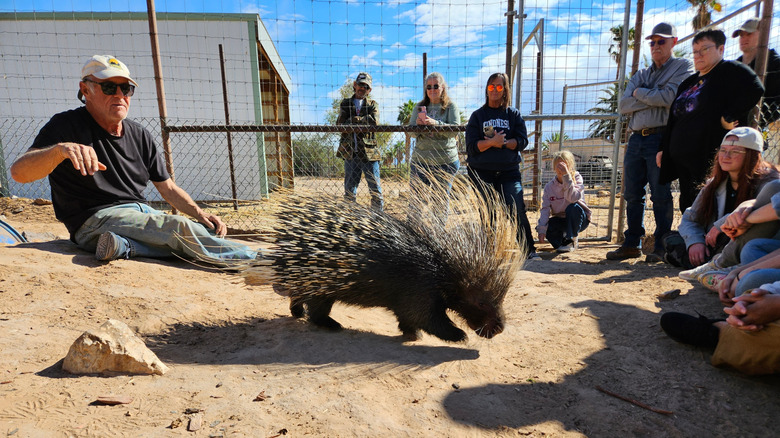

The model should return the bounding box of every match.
[426,84,440,90]
[84,79,135,97]
[487,84,504,92]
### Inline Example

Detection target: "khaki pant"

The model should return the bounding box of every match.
[712,321,780,375]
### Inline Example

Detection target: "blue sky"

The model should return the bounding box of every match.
[2,0,777,139]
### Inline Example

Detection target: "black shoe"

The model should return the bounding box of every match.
[606,246,641,260]
[660,312,721,349]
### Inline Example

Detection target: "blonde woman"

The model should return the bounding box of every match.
[407,73,460,222]
[536,151,591,252]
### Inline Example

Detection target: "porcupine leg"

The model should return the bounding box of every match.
[289,297,305,318]
[397,321,420,342]
[305,297,343,331]
[424,309,467,342]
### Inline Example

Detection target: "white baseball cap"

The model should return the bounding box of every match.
[721,126,763,152]
[81,55,138,87]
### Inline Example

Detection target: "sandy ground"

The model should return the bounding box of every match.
[1,196,779,438]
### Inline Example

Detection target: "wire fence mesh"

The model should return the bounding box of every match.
[1,1,779,246]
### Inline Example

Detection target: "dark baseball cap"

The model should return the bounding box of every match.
[645,22,677,40]
[732,18,760,38]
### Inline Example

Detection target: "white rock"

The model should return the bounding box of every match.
[62,319,169,375]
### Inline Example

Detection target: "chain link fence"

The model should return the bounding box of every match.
[3,105,779,243]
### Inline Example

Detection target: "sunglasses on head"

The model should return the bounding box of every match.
[426,84,440,90]
[487,84,504,92]
[83,79,135,97]
[648,39,668,47]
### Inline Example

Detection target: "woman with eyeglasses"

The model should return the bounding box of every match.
[465,72,538,260]
[672,127,778,280]
[658,28,764,214]
[407,72,460,222]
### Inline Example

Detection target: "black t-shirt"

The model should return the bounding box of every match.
[724,179,738,214]
[29,107,171,238]
[738,48,780,126]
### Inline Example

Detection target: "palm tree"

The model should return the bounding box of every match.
[542,132,570,151]
[397,99,416,125]
[608,25,635,76]
[687,0,722,31]
[587,83,620,140]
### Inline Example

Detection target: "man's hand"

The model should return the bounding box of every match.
[59,142,107,176]
[198,213,227,237]
[655,151,662,168]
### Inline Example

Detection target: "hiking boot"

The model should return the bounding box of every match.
[606,246,641,260]
[95,231,129,261]
[660,312,721,349]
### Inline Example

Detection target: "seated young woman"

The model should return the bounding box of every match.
[674,127,779,284]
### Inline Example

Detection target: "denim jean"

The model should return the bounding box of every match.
[622,133,673,250]
[735,238,780,296]
[344,159,383,210]
[545,203,590,249]
[73,203,257,264]
[408,160,460,225]
[736,269,780,296]
[467,166,536,255]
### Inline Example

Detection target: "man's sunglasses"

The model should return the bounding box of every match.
[487,84,504,92]
[426,84,440,90]
[649,39,668,47]
[83,79,135,97]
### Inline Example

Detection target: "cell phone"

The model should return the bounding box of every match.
[483,126,495,137]
[419,106,426,114]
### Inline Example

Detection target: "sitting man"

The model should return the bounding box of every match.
[10,55,257,264]
[660,285,780,375]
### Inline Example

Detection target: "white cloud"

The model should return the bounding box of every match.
[351,50,381,67]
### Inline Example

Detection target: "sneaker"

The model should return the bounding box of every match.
[95,231,129,261]
[678,256,723,281]
[659,312,722,349]
[556,244,573,253]
[645,247,665,263]
[699,271,726,291]
[527,252,542,260]
[698,265,738,291]
[606,246,641,260]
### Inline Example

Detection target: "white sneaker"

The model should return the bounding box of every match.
[556,238,578,253]
[679,256,722,281]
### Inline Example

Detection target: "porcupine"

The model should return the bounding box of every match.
[243,176,525,342]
